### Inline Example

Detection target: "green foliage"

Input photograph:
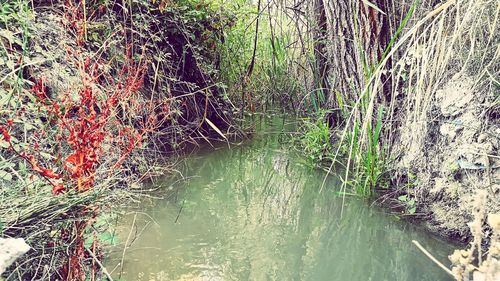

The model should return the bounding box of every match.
[398,195,417,215]
[0,0,30,28]
[296,106,387,198]
[353,107,385,197]
[218,1,257,87]
[299,114,332,165]
[217,0,302,109]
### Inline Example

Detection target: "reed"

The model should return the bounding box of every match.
[300,0,499,201]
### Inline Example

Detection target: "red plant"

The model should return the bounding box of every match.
[28,53,148,280]
[0,125,11,142]
[3,2,168,279]
[63,0,86,46]
[30,48,148,193]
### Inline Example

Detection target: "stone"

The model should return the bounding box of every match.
[0,238,30,274]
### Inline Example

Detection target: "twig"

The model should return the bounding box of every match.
[175,199,185,223]
[119,212,137,279]
[412,240,453,276]
[0,60,46,85]
[81,0,88,42]
[85,248,113,281]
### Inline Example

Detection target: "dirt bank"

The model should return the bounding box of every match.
[1,1,235,279]
[395,73,499,242]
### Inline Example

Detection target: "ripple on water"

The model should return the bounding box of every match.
[106,115,456,281]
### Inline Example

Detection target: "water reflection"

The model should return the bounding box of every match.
[106,115,455,281]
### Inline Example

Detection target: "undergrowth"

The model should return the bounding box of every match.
[298,113,332,165]
[217,0,305,112]
[1,0,237,279]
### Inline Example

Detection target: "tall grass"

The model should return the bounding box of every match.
[217,0,305,112]
[318,0,495,200]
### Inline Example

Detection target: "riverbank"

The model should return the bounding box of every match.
[0,1,235,279]
[369,1,500,245]
[390,74,499,242]
[1,0,498,279]
[290,0,499,244]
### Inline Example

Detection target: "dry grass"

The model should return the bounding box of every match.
[321,0,499,200]
[392,0,499,164]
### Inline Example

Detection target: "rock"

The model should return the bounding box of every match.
[0,238,30,274]
[435,75,474,117]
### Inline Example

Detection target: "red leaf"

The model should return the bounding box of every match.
[0,127,10,142]
[52,183,65,195]
[41,168,61,179]
[66,153,80,165]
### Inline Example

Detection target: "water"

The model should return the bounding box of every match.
[106,114,456,281]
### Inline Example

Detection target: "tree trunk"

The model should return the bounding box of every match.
[313,0,330,107]
[322,0,395,125]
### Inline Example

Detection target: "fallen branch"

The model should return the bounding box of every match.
[85,248,113,281]
[412,240,453,276]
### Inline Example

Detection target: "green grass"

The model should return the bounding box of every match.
[299,113,332,165]
[356,106,385,197]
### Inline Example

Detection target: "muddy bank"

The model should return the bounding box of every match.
[394,74,499,242]
[0,1,236,279]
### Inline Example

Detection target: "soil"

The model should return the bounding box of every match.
[395,73,499,242]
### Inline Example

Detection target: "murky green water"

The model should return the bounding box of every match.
[106,115,455,281]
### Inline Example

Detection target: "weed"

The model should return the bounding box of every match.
[299,113,332,165]
[398,194,417,215]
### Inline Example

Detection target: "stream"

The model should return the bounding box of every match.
[106,114,456,281]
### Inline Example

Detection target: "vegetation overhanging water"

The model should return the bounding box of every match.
[106,114,456,281]
[1,0,498,279]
